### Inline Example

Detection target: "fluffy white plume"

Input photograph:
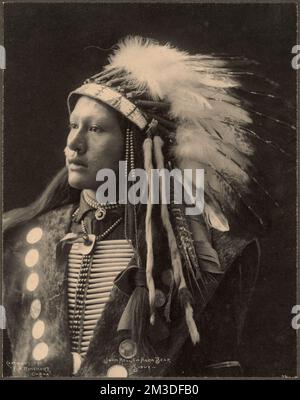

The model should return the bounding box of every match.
[107,36,240,104]
[108,36,190,99]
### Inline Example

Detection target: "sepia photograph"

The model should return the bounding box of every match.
[1,1,298,379]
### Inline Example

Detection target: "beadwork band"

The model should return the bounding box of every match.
[67,83,147,130]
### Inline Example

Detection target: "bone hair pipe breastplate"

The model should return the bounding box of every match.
[68,239,134,356]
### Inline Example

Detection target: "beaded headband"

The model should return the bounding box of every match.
[67,82,147,130]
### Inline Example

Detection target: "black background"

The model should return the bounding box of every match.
[3,2,297,377]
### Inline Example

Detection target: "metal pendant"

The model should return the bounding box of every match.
[95,207,106,221]
[71,234,96,255]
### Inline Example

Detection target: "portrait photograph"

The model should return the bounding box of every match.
[1,1,298,379]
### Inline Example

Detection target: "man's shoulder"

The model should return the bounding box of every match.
[4,203,76,248]
[36,203,76,231]
[212,229,260,273]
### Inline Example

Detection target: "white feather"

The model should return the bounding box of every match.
[204,203,230,232]
[174,124,252,185]
[108,36,191,99]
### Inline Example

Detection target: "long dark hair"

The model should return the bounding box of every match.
[3,167,80,234]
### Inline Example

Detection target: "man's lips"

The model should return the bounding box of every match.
[67,159,88,168]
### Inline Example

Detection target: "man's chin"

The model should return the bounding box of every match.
[68,173,92,191]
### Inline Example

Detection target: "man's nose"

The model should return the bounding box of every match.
[67,127,86,154]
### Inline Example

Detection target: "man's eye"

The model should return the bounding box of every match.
[69,123,78,130]
[89,125,103,133]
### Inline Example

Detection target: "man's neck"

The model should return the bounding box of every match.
[83,189,97,202]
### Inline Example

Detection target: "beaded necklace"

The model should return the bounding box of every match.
[83,190,122,221]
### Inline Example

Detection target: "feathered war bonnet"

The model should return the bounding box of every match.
[67,36,294,350]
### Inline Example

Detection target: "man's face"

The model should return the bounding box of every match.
[66,96,124,190]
